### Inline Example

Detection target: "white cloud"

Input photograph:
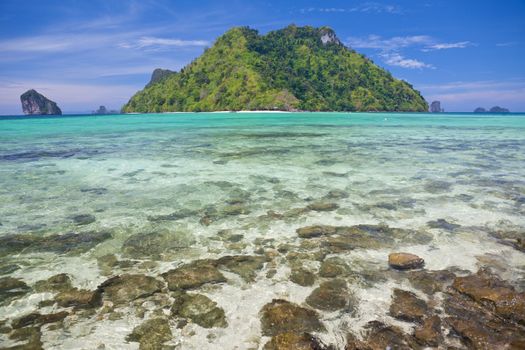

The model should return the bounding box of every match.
[423,41,473,51]
[381,52,434,69]
[347,35,432,50]
[300,3,403,14]
[120,36,210,50]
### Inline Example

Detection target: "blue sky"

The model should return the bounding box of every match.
[0,0,524,114]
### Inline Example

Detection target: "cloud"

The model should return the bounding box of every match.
[119,36,210,50]
[496,42,517,47]
[422,41,473,51]
[300,3,403,14]
[346,35,432,50]
[381,52,433,69]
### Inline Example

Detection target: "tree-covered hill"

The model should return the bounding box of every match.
[123,25,428,112]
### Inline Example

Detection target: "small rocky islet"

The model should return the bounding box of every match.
[1,215,524,349]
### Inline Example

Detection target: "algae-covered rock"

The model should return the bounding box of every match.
[414,315,442,347]
[126,317,172,350]
[171,293,227,328]
[346,321,419,350]
[216,255,266,282]
[122,229,195,259]
[34,274,72,293]
[407,269,455,295]
[70,214,96,226]
[389,289,428,322]
[260,299,325,336]
[319,257,348,278]
[0,277,31,305]
[264,332,326,350]
[55,288,102,309]
[306,202,339,212]
[162,260,226,290]
[98,274,164,305]
[8,326,43,350]
[388,252,425,270]
[306,279,353,312]
[290,268,316,287]
[12,311,68,329]
[296,225,337,238]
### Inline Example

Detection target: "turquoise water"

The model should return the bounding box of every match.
[1,112,524,348]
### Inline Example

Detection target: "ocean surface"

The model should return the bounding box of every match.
[1,112,524,349]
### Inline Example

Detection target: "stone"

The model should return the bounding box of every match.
[162,260,226,290]
[451,269,525,324]
[346,321,419,350]
[12,311,68,329]
[20,89,62,115]
[216,255,266,282]
[122,229,195,259]
[427,218,460,231]
[388,253,424,270]
[34,274,72,292]
[71,214,96,225]
[264,332,326,350]
[126,317,172,350]
[260,299,325,336]
[147,208,200,222]
[0,264,20,275]
[0,231,111,257]
[319,257,348,278]
[55,288,102,309]
[8,326,43,350]
[389,289,428,322]
[296,225,337,238]
[324,190,349,199]
[306,279,352,312]
[414,315,442,346]
[290,268,316,287]
[98,274,164,305]
[407,269,455,295]
[171,293,227,328]
[0,277,31,305]
[306,202,339,212]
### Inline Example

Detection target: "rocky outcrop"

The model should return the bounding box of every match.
[146,68,175,87]
[489,106,510,113]
[388,252,425,270]
[20,89,62,115]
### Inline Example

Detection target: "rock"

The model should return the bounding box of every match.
[55,288,102,309]
[98,274,164,305]
[0,264,20,275]
[0,277,31,305]
[346,321,419,350]
[34,274,72,292]
[319,257,348,278]
[389,289,428,322]
[407,269,456,295]
[71,214,96,225]
[296,225,337,238]
[126,317,172,350]
[122,229,195,259]
[12,311,68,329]
[489,106,510,113]
[430,100,443,113]
[388,253,424,270]
[260,299,325,336]
[290,268,316,287]
[474,107,487,113]
[171,293,227,328]
[264,332,326,350]
[414,315,442,346]
[451,269,525,324]
[306,202,339,212]
[306,279,353,312]
[162,260,226,290]
[427,218,460,231]
[216,255,266,282]
[8,326,43,350]
[0,231,111,257]
[147,208,200,222]
[324,190,348,199]
[147,68,175,87]
[20,89,62,115]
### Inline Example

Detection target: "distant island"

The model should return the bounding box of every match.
[123,25,428,113]
[92,105,120,115]
[20,89,62,115]
[430,101,444,113]
[474,106,510,113]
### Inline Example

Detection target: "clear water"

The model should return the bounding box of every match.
[1,112,524,349]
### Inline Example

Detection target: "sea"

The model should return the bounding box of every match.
[0,112,524,349]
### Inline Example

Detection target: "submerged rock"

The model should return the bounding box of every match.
[12,311,68,329]
[407,269,455,295]
[319,257,348,278]
[162,260,226,290]
[389,289,428,322]
[126,317,172,350]
[296,225,337,238]
[71,214,96,226]
[306,202,339,212]
[0,231,111,257]
[346,321,419,350]
[216,255,266,282]
[98,274,164,305]
[414,315,442,346]
[260,299,325,336]
[171,292,227,328]
[55,288,102,309]
[8,326,43,350]
[388,253,425,270]
[34,274,72,293]
[290,267,316,287]
[122,229,195,259]
[427,218,460,231]
[264,332,326,350]
[0,277,31,305]
[306,279,353,312]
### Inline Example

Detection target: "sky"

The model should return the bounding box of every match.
[0,0,524,114]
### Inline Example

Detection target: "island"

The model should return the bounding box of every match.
[20,89,62,115]
[430,101,444,113]
[123,25,428,113]
[473,106,510,113]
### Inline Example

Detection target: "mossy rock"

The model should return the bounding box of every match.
[127,317,172,350]
[171,293,227,328]
[260,299,325,336]
[162,260,226,290]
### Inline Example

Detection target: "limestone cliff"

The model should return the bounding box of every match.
[20,89,62,115]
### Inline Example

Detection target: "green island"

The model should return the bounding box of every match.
[123,25,428,113]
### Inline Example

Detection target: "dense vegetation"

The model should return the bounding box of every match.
[123,25,428,112]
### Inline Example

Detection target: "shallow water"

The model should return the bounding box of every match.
[1,112,524,349]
